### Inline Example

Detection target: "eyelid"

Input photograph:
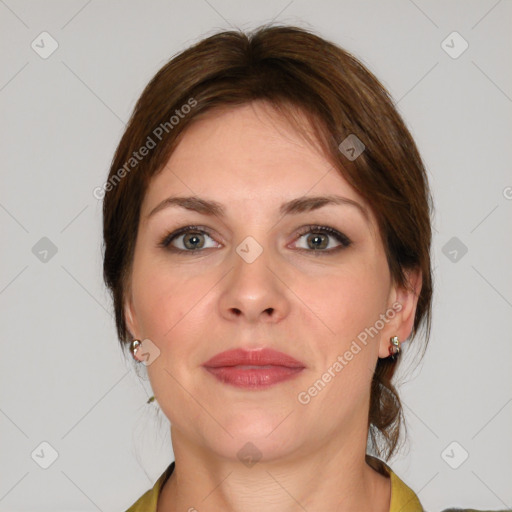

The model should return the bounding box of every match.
[158,225,218,250]
[158,224,352,254]
[293,224,352,249]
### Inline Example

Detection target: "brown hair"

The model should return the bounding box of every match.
[102,24,433,463]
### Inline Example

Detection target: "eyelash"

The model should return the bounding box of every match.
[157,224,352,256]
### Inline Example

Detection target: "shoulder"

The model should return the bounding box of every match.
[387,467,424,512]
[124,462,175,512]
[125,486,156,512]
[374,459,509,512]
[366,455,423,511]
[383,466,507,512]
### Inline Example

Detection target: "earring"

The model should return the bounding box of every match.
[388,336,401,359]
[130,339,141,361]
[129,340,156,405]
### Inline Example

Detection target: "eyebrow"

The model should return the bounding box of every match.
[146,194,370,222]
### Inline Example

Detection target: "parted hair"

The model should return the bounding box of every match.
[102,24,433,464]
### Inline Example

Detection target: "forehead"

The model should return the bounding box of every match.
[141,101,371,224]
[166,101,327,176]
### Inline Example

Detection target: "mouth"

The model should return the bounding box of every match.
[202,348,305,390]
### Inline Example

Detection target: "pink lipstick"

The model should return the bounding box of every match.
[202,348,305,389]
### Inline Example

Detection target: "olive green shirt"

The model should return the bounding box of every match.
[124,458,509,512]
[125,457,424,511]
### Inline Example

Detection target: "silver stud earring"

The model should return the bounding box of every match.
[388,336,401,359]
[130,339,141,360]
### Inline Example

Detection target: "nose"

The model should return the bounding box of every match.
[218,240,291,324]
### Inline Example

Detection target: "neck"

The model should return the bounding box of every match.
[157,427,391,512]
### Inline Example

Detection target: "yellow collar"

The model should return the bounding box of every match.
[125,458,424,512]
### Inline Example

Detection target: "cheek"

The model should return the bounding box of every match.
[131,279,170,339]
[293,261,390,348]
[130,259,218,370]
[293,268,387,419]
[130,252,194,337]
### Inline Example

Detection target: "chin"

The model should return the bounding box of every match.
[218,436,300,467]
[206,413,302,464]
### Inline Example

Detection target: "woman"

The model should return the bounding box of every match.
[104,24,434,511]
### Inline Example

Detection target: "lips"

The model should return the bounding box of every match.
[203,347,305,368]
[202,348,305,389]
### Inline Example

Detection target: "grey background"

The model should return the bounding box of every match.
[1,0,511,510]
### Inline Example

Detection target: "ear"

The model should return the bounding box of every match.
[378,268,423,359]
[123,291,139,341]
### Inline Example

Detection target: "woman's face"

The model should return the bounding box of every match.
[125,101,420,463]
